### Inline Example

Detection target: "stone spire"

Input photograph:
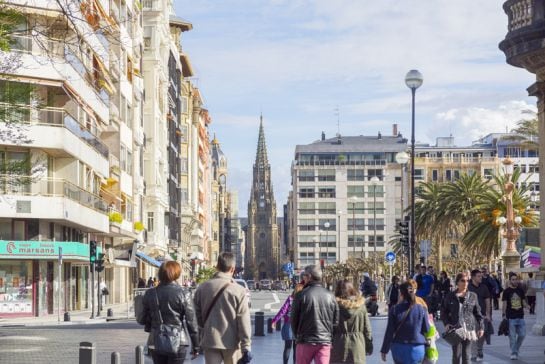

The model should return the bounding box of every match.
[255,114,269,166]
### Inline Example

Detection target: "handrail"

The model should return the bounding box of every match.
[0,174,108,213]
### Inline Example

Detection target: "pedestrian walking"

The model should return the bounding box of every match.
[387,276,400,310]
[138,277,147,288]
[491,272,503,310]
[330,280,372,364]
[380,282,430,364]
[438,271,451,307]
[441,272,484,364]
[415,265,435,311]
[147,277,154,288]
[291,265,338,364]
[271,283,304,364]
[526,272,536,314]
[193,252,252,364]
[137,261,200,364]
[468,269,490,362]
[502,272,527,360]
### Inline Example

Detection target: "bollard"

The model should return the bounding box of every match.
[64,312,71,322]
[111,352,120,364]
[79,341,96,364]
[267,318,273,333]
[135,345,145,364]
[254,312,265,336]
[276,321,281,331]
[107,308,114,317]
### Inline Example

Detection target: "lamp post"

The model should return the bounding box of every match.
[396,151,410,276]
[349,196,359,257]
[370,176,380,278]
[499,157,521,274]
[313,236,319,266]
[337,211,342,263]
[405,69,423,277]
[324,221,330,266]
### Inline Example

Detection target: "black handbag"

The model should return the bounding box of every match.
[152,288,183,355]
[442,326,465,346]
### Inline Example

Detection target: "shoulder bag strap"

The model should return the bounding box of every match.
[393,305,412,339]
[153,288,164,325]
[203,282,231,325]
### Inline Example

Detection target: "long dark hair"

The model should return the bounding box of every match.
[335,279,358,299]
[398,282,416,306]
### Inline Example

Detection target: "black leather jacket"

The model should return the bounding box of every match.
[137,282,199,349]
[291,281,339,344]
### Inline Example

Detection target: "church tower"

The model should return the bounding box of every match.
[246,115,279,280]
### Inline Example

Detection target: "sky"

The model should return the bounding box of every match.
[174,0,537,216]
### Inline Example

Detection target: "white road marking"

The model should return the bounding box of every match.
[263,292,280,310]
[0,336,47,341]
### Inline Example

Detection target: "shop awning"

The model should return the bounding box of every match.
[136,251,161,268]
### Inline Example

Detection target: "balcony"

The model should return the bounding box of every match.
[499,0,545,73]
[1,102,109,157]
[0,175,109,232]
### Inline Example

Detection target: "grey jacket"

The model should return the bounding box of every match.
[193,272,251,351]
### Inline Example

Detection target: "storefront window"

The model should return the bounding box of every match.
[0,261,33,314]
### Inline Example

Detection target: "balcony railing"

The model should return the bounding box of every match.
[414,156,497,164]
[294,159,387,167]
[0,175,108,213]
[0,102,109,158]
[506,0,535,31]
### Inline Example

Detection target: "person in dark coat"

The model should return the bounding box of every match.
[331,280,372,364]
[386,275,400,310]
[137,261,200,364]
[380,282,430,364]
[441,272,484,364]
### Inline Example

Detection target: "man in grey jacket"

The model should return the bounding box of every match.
[194,252,252,364]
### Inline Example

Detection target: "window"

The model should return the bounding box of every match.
[298,170,315,181]
[347,235,364,247]
[348,169,365,181]
[298,202,315,214]
[347,218,365,230]
[529,164,539,173]
[368,185,384,198]
[180,158,188,173]
[299,188,314,198]
[450,243,458,257]
[367,218,385,230]
[317,169,335,181]
[319,234,336,247]
[368,235,384,247]
[483,168,493,180]
[318,219,336,230]
[181,96,188,114]
[318,187,335,198]
[368,201,385,214]
[127,150,133,174]
[143,26,153,48]
[432,169,438,181]
[318,202,335,214]
[347,186,365,198]
[347,202,365,214]
[367,169,383,179]
[179,125,188,143]
[298,235,317,247]
[181,188,188,204]
[298,219,315,231]
[147,212,154,232]
[299,252,315,265]
[414,169,424,180]
[445,169,452,181]
[319,252,336,263]
[120,145,127,171]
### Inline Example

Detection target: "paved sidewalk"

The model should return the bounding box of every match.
[0,302,133,327]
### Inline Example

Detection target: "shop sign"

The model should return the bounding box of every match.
[1,240,98,261]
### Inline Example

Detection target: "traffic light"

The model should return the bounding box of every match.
[89,241,97,263]
[320,259,325,269]
[96,253,105,272]
[399,220,409,254]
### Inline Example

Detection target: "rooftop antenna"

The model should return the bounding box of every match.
[334,105,340,137]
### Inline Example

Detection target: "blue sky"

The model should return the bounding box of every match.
[174,0,536,216]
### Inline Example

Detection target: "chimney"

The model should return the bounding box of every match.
[392,123,398,136]
[378,131,382,140]
[321,131,325,141]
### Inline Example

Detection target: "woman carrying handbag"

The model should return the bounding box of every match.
[441,272,484,364]
[137,261,200,364]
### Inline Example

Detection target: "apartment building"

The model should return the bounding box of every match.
[0,0,144,315]
[288,131,407,271]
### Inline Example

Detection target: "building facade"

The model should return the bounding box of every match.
[245,117,280,280]
[288,130,407,274]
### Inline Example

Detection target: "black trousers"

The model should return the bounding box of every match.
[451,339,471,364]
[528,296,536,313]
[151,347,187,364]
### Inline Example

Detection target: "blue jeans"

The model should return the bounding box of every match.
[390,343,425,364]
[508,318,526,355]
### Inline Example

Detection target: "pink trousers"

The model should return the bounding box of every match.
[295,343,331,364]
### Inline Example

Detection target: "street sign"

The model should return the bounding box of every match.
[385,251,396,263]
[420,240,432,258]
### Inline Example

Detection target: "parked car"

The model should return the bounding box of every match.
[272,280,284,291]
[234,279,251,308]
[260,279,272,291]
[247,280,256,291]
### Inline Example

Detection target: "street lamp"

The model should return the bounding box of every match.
[370,176,380,278]
[312,236,319,266]
[498,156,522,274]
[349,196,360,257]
[405,69,423,277]
[337,210,343,263]
[324,221,331,266]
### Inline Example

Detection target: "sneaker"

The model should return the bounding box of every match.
[510,354,518,360]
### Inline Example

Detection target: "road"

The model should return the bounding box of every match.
[0,291,543,363]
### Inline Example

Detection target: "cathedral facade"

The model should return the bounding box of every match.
[245,116,280,280]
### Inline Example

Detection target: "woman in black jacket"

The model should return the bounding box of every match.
[441,272,484,364]
[137,261,200,364]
